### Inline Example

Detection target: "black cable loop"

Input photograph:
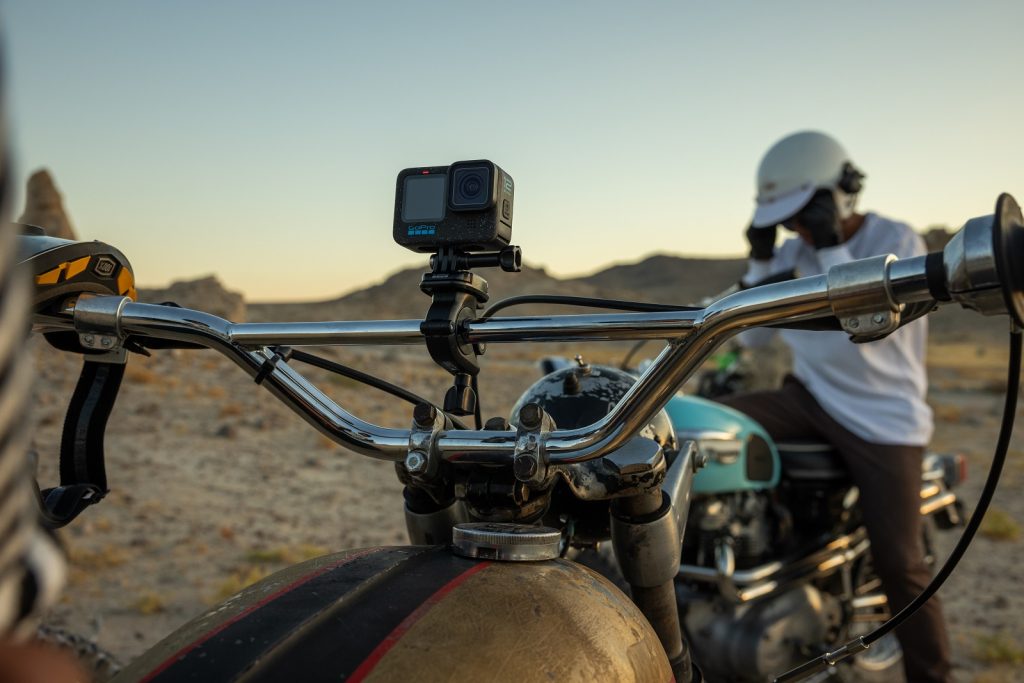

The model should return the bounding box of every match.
[284,348,471,431]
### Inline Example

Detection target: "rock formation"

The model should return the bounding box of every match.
[923,226,953,252]
[17,169,77,240]
[139,276,246,322]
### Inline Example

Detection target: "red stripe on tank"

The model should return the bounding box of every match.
[139,548,380,683]
[347,560,492,682]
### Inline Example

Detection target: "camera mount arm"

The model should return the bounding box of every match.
[418,245,522,416]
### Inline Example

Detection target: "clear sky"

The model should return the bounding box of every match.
[3,1,1022,301]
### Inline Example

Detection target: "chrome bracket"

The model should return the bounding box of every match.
[405,406,446,481]
[74,295,130,363]
[827,254,903,342]
[512,402,553,486]
[555,436,667,501]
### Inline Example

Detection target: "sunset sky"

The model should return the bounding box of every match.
[5,1,1022,301]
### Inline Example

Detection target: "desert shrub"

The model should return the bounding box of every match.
[980,508,1021,542]
[972,631,1024,666]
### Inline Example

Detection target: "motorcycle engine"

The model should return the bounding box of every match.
[683,584,842,681]
[687,491,775,568]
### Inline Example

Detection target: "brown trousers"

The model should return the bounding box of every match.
[721,377,952,683]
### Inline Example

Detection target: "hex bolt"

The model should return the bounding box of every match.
[405,451,428,474]
[694,451,710,471]
[83,335,94,346]
[514,455,538,480]
[101,337,112,348]
[519,402,543,430]
[847,318,860,329]
[412,403,437,429]
[872,313,886,324]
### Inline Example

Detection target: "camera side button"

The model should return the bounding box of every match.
[502,199,511,220]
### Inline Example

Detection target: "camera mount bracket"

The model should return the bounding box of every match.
[419,245,522,416]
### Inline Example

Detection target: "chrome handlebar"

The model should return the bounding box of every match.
[37,197,1024,468]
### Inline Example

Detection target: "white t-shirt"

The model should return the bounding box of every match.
[739,213,933,446]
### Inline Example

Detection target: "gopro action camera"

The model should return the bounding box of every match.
[394,160,514,253]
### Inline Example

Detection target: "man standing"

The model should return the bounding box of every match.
[725,131,951,682]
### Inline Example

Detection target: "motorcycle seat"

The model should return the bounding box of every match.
[774,440,850,481]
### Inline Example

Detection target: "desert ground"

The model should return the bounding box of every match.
[29,306,1024,682]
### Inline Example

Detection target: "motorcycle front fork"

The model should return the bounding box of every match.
[612,489,701,682]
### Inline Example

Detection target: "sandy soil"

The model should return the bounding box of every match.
[29,334,1024,682]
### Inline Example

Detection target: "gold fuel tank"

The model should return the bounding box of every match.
[113,544,672,683]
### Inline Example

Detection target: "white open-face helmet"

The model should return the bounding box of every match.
[751,131,864,228]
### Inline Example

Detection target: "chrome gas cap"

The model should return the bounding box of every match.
[451,523,561,562]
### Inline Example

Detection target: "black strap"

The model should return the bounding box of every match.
[255,346,292,385]
[39,360,125,528]
[925,251,952,301]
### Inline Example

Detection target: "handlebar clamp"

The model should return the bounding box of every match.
[827,255,902,342]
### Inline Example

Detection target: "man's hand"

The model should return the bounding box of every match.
[794,190,841,249]
[746,223,777,261]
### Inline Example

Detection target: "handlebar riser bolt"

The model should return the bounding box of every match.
[872,313,885,324]
[519,403,543,429]
[413,403,437,429]
[847,318,860,329]
[405,451,428,474]
[514,455,538,480]
[101,338,112,348]
[83,335,94,346]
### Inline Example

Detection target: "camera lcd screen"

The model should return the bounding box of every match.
[402,174,447,222]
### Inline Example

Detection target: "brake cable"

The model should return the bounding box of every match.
[774,326,1022,682]
[480,294,700,319]
[284,348,472,431]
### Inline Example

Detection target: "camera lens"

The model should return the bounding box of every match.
[460,174,482,199]
[450,166,491,209]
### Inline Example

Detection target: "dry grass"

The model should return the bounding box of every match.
[134,592,167,615]
[928,343,1009,370]
[211,566,270,603]
[124,364,162,385]
[972,631,1024,666]
[244,544,329,565]
[931,403,963,423]
[219,403,245,417]
[972,668,1023,683]
[980,509,1021,542]
[68,544,129,570]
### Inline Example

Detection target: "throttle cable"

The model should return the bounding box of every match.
[284,348,472,431]
[480,294,700,320]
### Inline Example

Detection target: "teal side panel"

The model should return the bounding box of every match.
[665,394,780,494]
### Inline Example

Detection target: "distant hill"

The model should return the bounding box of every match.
[249,254,746,323]
[575,254,746,305]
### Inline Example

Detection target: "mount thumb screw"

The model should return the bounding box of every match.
[413,403,438,428]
